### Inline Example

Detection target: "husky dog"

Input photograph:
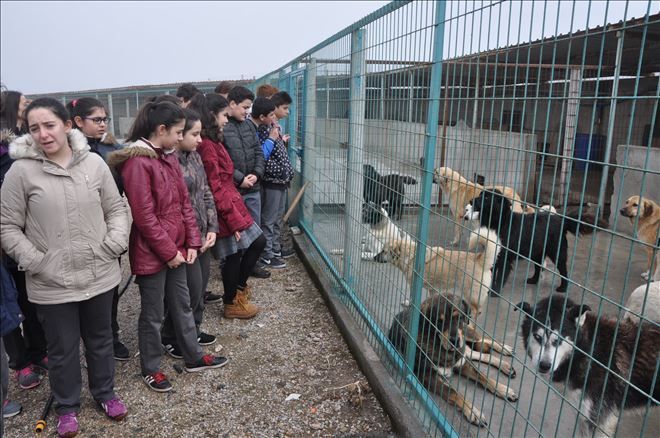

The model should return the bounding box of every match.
[330,201,411,261]
[389,294,517,426]
[516,295,660,437]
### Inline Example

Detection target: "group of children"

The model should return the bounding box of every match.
[0,82,295,437]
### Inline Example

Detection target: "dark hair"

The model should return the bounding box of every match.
[214,81,234,95]
[0,90,23,131]
[187,93,229,143]
[251,97,276,119]
[182,108,201,134]
[176,83,200,102]
[126,101,184,142]
[256,84,279,98]
[66,97,106,130]
[149,94,181,105]
[271,91,292,107]
[25,97,70,125]
[227,86,254,105]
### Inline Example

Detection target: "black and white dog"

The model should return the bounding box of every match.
[330,201,412,262]
[516,295,660,437]
[464,190,602,293]
[363,164,417,220]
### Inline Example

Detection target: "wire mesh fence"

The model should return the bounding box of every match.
[251,1,659,436]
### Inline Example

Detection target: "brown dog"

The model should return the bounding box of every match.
[620,195,660,280]
[389,294,518,426]
[433,167,532,245]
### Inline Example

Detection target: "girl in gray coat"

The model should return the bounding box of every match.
[0,98,129,438]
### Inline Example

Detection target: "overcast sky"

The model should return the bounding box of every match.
[1,1,389,94]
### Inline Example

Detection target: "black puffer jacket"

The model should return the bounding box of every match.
[222,118,264,194]
[86,132,124,195]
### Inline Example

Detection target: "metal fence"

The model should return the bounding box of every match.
[250,1,659,436]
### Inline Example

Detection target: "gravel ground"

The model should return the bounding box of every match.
[3,255,395,437]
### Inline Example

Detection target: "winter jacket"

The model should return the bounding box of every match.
[108,139,202,275]
[1,263,23,336]
[86,132,124,195]
[197,138,254,238]
[222,117,264,194]
[257,124,294,188]
[1,130,18,270]
[178,150,219,237]
[0,130,128,305]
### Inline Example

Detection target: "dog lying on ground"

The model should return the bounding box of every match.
[363,164,417,220]
[465,190,604,293]
[330,201,411,261]
[385,226,515,360]
[433,166,532,245]
[389,293,518,426]
[624,281,660,323]
[619,195,660,280]
[516,295,660,437]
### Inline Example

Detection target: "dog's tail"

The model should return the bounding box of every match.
[561,212,609,236]
[469,226,501,269]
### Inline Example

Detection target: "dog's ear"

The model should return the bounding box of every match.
[514,301,532,315]
[567,304,591,327]
[643,200,653,217]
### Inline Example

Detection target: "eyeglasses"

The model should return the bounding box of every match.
[84,117,111,125]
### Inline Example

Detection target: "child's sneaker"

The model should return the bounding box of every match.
[142,371,172,392]
[162,342,183,359]
[57,412,79,437]
[34,356,49,373]
[99,396,128,421]
[184,354,228,373]
[15,364,42,389]
[269,257,286,269]
[204,291,223,304]
[2,399,22,418]
[197,332,216,346]
[274,248,296,259]
[113,341,130,361]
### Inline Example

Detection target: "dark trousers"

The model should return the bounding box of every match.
[222,234,266,303]
[162,250,211,340]
[111,258,123,344]
[2,268,47,370]
[136,266,202,374]
[35,290,116,415]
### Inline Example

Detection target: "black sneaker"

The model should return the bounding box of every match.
[250,264,271,279]
[204,291,223,304]
[162,342,183,359]
[279,248,296,259]
[113,341,130,361]
[197,332,217,346]
[142,371,173,392]
[185,355,228,373]
[269,257,286,269]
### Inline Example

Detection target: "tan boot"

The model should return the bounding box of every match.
[224,296,259,319]
[237,284,253,301]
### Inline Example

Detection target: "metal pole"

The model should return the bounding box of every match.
[342,28,367,288]
[559,67,581,201]
[303,59,317,225]
[597,30,624,219]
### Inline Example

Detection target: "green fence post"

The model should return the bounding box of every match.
[107,93,115,136]
[302,58,317,225]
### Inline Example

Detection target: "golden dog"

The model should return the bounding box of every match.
[620,195,660,280]
[433,167,531,245]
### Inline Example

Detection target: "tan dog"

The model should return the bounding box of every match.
[433,167,531,245]
[620,195,660,280]
[385,227,515,366]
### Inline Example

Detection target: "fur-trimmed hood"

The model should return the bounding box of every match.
[9,129,90,161]
[106,139,158,170]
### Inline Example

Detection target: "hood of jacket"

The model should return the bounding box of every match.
[9,129,90,162]
[107,139,158,169]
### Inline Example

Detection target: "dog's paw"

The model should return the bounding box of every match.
[497,343,515,356]
[641,271,650,281]
[505,388,519,402]
[499,360,516,378]
[465,408,488,427]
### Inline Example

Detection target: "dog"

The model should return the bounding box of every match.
[624,281,660,323]
[385,226,515,360]
[465,190,604,293]
[516,295,660,437]
[330,201,411,261]
[389,294,518,426]
[363,164,417,220]
[433,166,532,245]
[619,196,660,280]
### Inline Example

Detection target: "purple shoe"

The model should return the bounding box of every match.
[57,412,79,438]
[100,396,128,421]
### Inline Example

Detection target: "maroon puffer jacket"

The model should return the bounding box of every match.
[108,139,201,275]
[197,138,253,238]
